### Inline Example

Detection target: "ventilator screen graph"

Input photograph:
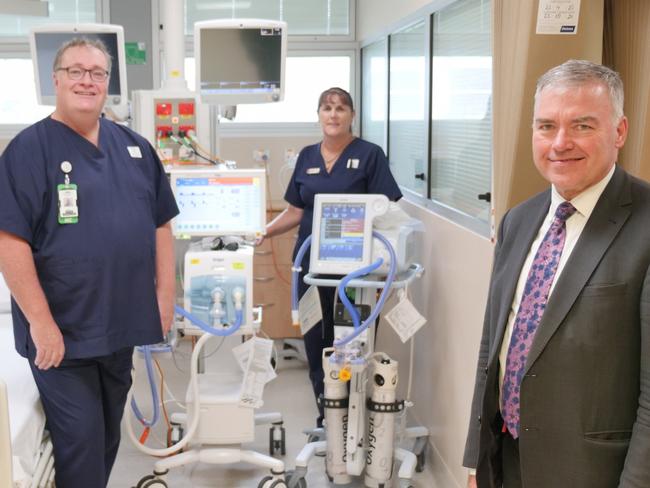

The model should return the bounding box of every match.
[174,176,263,235]
[318,203,366,262]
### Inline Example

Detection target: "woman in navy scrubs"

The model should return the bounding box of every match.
[263,87,401,426]
[0,39,178,487]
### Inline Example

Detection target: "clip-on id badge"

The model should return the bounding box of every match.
[57,183,78,224]
[58,160,78,224]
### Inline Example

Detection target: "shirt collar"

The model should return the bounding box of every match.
[550,164,616,220]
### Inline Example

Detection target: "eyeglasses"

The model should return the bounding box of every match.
[56,66,109,82]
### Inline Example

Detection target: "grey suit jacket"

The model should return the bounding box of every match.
[463,166,650,488]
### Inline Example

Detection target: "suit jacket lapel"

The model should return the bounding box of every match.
[525,167,632,373]
[489,194,550,363]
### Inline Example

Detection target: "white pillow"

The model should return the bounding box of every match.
[0,273,11,313]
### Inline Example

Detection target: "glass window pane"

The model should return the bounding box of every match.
[388,21,427,196]
[361,39,387,153]
[0,59,53,124]
[0,0,96,37]
[186,0,350,36]
[430,0,492,223]
[185,55,351,123]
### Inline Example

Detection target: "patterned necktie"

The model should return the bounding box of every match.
[501,201,577,438]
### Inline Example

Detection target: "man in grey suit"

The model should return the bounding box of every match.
[464,59,650,488]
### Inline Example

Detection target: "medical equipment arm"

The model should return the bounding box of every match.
[0,230,64,369]
[156,222,176,336]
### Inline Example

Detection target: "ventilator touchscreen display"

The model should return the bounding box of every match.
[174,176,263,235]
[318,203,366,262]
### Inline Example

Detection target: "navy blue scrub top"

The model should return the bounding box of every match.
[284,137,402,268]
[0,116,179,359]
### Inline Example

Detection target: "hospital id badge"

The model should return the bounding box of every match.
[57,183,79,224]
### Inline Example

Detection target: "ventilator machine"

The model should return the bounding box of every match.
[286,194,429,488]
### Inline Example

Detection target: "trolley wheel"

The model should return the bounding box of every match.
[135,475,156,488]
[285,470,307,488]
[269,480,288,488]
[141,480,168,488]
[258,475,273,488]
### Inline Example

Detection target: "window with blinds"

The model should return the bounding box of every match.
[0,0,96,37]
[430,0,492,223]
[186,0,351,36]
[361,39,387,152]
[388,20,428,197]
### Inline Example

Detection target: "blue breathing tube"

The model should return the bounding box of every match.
[291,235,312,313]
[174,304,244,337]
[334,231,397,347]
[130,305,244,428]
[336,257,384,329]
[290,231,398,346]
[130,345,163,427]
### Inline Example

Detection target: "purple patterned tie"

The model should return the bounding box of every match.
[501,201,576,438]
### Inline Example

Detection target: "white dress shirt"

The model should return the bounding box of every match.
[497,164,616,398]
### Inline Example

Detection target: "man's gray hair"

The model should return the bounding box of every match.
[535,59,624,120]
[52,37,112,73]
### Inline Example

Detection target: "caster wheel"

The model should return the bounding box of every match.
[269,480,288,488]
[136,475,155,488]
[258,475,273,488]
[142,480,168,488]
[285,470,307,488]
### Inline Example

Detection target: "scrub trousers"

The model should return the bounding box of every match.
[27,344,134,488]
[298,274,336,428]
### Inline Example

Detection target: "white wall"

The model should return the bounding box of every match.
[358,1,496,486]
[378,201,493,487]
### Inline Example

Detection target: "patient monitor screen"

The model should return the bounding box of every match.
[173,175,264,236]
[317,203,367,262]
[200,27,282,96]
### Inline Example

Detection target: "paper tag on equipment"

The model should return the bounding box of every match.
[236,336,276,408]
[299,285,323,335]
[384,296,427,343]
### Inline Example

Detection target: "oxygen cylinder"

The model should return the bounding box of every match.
[365,357,402,486]
[322,349,351,484]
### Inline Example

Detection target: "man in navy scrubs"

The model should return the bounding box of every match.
[0,38,178,487]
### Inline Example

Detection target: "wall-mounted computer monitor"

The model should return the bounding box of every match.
[29,23,128,107]
[169,167,266,237]
[194,18,287,105]
[310,194,389,275]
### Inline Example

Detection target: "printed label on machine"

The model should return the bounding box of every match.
[384,291,427,343]
[298,285,323,335]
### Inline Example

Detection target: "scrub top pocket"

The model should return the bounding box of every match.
[38,257,105,340]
